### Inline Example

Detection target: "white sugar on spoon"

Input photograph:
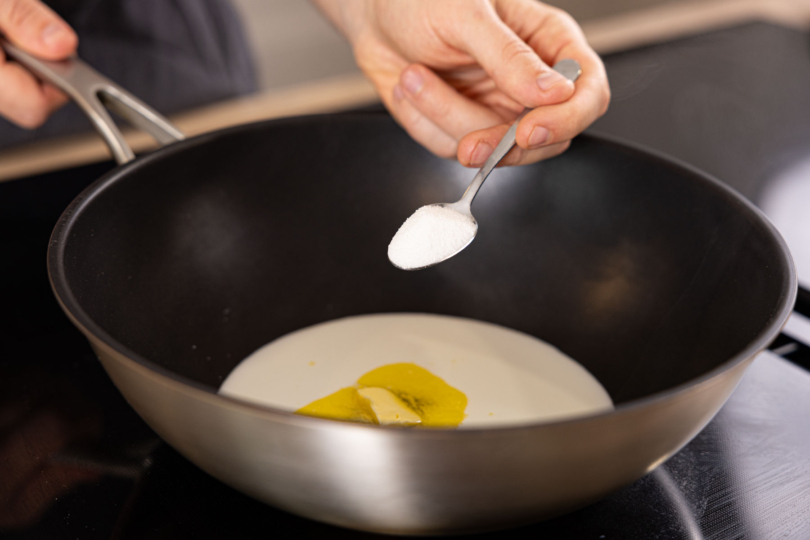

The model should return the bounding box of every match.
[388,205,477,270]
[388,59,581,271]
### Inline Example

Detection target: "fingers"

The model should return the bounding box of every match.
[390,82,458,158]
[398,64,505,140]
[458,123,571,167]
[0,48,67,128]
[384,57,591,166]
[352,0,607,166]
[514,43,609,151]
[0,0,78,59]
[458,48,607,167]
[0,0,76,128]
[453,2,574,109]
[352,37,460,159]
[456,1,610,166]
[494,1,585,64]
[490,1,610,150]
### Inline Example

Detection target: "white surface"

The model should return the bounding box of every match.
[388,206,477,269]
[219,314,614,427]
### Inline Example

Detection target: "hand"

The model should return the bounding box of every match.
[0,0,77,128]
[315,0,609,167]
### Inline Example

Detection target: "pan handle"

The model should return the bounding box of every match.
[0,38,184,165]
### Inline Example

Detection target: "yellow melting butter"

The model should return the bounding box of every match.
[296,387,376,424]
[357,387,421,426]
[358,363,467,427]
[295,362,467,428]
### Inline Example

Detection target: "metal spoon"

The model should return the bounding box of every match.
[389,59,582,271]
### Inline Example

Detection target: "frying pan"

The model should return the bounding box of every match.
[4,42,796,535]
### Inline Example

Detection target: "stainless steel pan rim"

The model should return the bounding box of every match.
[46,114,798,437]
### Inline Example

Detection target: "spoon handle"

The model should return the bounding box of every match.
[458,59,582,207]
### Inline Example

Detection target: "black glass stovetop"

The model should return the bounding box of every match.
[2,21,810,539]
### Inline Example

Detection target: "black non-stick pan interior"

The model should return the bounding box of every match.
[51,115,794,405]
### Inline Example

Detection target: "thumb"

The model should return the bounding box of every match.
[0,0,77,60]
[454,3,573,108]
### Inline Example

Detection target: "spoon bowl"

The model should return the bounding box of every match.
[387,201,479,271]
[389,202,479,271]
[388,59,582,270]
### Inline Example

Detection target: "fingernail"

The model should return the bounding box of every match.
[393,84,404,101]
[41,23,68,47]
[528,126,550,147]
[536,70,569,92]
[401,69,424,95]
[470,141,494,167]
